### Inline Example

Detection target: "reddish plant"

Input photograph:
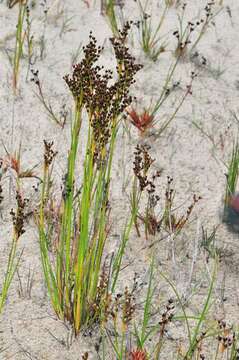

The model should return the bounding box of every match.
[126,107,154,133]
[0,153,34,179]
[129,349,148,360]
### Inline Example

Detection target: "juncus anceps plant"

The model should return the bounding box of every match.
[38,23,142,335]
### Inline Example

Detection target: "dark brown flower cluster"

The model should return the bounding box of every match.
[81,352,89,360]
[93,282,137,332]
[133,144,162,237]
[64,23,142,162]
[64,32,103,104]
[90,267,110,321]
[205,1,215,19]
[43,140,57,168]
[217,320,236,354]
[194,331,207,359]
[133,144,158,192]
[10,192,28,239]
[158,298,175,336]
[122,286,136,326]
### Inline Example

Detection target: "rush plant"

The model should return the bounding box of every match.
[37,24,142,335]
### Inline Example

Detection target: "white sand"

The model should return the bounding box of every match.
[0,0,239,358]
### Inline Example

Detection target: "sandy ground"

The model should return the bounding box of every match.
[1,0,239,358]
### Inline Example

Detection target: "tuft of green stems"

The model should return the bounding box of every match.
[137,0,168,61]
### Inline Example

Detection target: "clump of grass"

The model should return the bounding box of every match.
[37,24,142,335]
[131,144,160,239]
[7,2,35,86]
[16,266,34,299]
[136,0,168,61]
